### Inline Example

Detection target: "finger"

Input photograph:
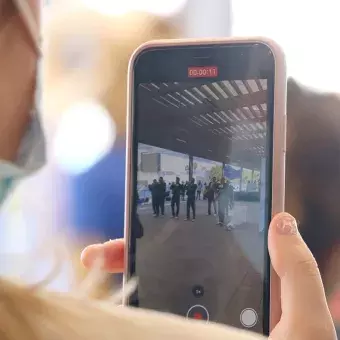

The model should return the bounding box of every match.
[81,239,125,273]
[268,212,331,321]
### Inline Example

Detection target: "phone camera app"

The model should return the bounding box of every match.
[135,74,270,334]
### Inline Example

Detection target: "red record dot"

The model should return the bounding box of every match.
[193,312,203,320]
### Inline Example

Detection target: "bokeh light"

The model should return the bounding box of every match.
[53,101,116,175]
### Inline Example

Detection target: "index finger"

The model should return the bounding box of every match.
[81,239,125,273]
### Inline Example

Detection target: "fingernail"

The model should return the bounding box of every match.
[275,213,298,235]
[103,239,117,245]
[81,244,104,267]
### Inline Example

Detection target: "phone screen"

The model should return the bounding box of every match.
[128,43,275,335]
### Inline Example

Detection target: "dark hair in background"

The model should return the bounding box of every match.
[286,78,340,295]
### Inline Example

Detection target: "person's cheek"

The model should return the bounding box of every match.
[27,0,40,22]
[27,0,39,9]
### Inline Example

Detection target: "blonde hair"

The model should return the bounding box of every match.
[0,273,265,340]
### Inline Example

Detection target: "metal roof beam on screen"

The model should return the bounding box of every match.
[145,90,267,119]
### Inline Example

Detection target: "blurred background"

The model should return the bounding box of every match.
[1,0,340,323]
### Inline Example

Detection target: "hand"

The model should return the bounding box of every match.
[268,212,336,339]
[81,238,125,273]
[81,212,337,339]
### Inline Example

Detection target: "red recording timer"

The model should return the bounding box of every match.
[188,66,218,78]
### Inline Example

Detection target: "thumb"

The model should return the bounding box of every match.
[268,212,330,322]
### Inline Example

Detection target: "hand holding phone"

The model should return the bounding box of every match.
[124,37,286,335]
[82,211,336,339]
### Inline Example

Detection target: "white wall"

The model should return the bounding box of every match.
[232,0,340,92]
[183,0,232,38]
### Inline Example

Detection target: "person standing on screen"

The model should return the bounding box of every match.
[203,182,208,200]
[170,177,181,219]
[210,177,219,215]
[158,177,166,216]
[227,180,235,228]
[228,181,235,208]
[148,179,158,216]
[216,177,232,230]
[185,178,197,221]
[206,182,215,216]
[196,180,203,200]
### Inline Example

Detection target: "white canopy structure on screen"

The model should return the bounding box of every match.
[138,79,267,169]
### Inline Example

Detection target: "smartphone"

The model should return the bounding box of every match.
[124,38,286,335]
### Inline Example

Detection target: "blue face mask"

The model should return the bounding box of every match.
[0,178,13,204]
[0,1,46,204]
[0,113,46,205]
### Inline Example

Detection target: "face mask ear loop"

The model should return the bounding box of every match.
[12,0,41,56]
